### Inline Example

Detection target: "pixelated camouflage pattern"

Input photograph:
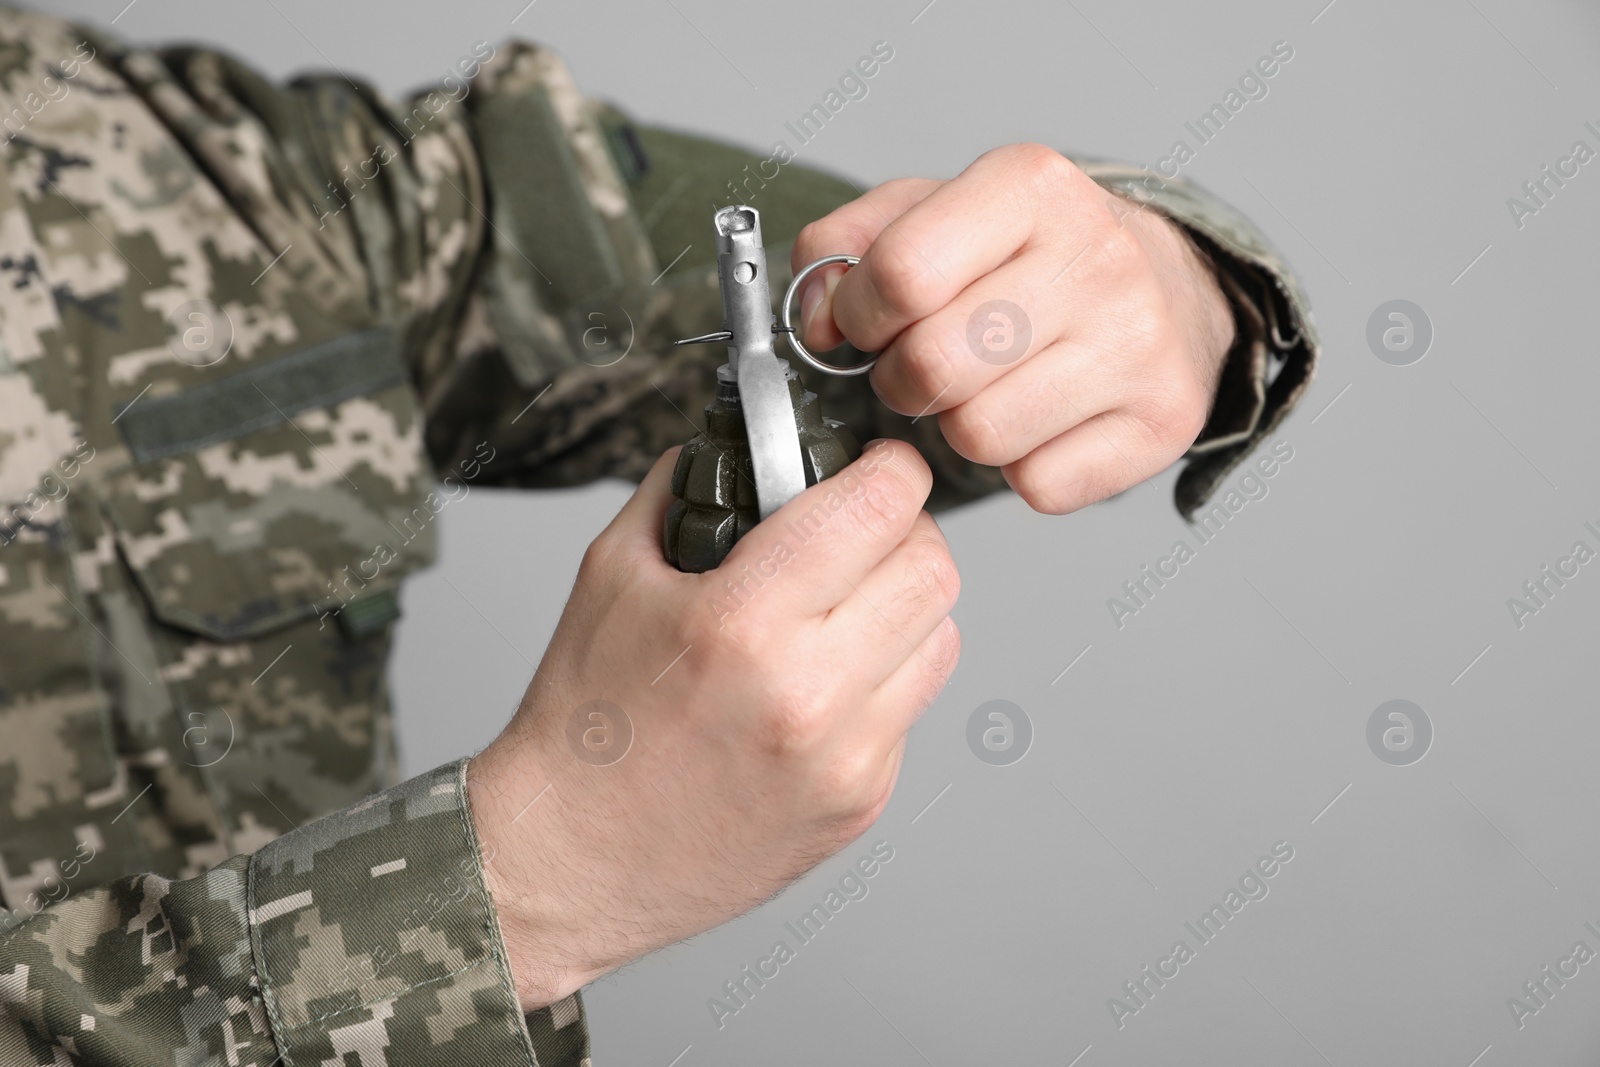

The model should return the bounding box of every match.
[0,5,1314,1064]
[2,760,566,1066]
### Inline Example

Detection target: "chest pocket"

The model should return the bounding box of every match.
[88,326,445,871]
[104,326,440,642]
[2,326,446,905]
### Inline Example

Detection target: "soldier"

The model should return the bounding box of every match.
[0,6,1316,1065]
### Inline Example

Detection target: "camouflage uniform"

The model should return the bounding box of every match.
[0,7,1317,1065]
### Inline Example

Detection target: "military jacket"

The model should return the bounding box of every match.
[0,8,1317,1065]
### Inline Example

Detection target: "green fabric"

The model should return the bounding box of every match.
[474,87,622,310]
[116,327,403,461]
[628,123,861,283]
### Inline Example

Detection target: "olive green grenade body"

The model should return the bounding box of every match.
[664,362,859,573]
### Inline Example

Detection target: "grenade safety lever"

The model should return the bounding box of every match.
[663,205,875,573]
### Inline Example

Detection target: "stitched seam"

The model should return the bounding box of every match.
[247,765,535,1063]
[454,757,541,1065]
[246,849,296,1067]
[247,828,485,1043]
[280,956,498,1031]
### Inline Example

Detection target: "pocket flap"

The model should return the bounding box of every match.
[103,381,439,643]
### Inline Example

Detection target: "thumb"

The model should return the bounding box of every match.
[601,446,683,561]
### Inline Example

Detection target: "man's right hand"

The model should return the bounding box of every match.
[466,439,961,1012]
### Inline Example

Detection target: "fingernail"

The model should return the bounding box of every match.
[800,277,823,340]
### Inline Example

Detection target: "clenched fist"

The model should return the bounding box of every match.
[794,143,1236,514]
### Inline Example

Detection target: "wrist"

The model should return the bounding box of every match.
[1178,228,1238,372]
[466,740,601,1013]
[1133,206,1236,391]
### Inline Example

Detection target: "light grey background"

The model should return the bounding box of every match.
[47,0,1600,1063]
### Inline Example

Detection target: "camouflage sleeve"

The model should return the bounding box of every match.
[0,759,581,1067]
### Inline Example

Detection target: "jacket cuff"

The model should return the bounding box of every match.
[247,759,589,1066]
[1079,160,1320,519]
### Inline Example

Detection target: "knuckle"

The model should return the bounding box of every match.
[1090,215,1149,279]
[798,216,864,266]
[1077,463,1132,511]
[872,532,958,629]
[935,617,963,674]
[1023,146,1079,199]
[884,559,939,623]
[851,469,918,539]
[996,142,1074,187]
[705,608,768,663]
[795,219,825,259]
[1170,389,1211,448]
[940,402,1008,465]
[894,325,961,402]
[758,689,831,758]
[1128,377,1208,452]
[850,785,894,834]
[845,780,894,833]
[578,534,618,580]
[896,621,962,733]
[867,234,938,320]
[872,176,924,201]
[1003,457,1056,513]
[819,748,890,827]
[1119,294,1172,351]
[1006,455,1099,515]
[922,619,963,690]
[907,535,960,612]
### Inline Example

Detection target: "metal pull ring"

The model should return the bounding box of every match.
[779,255,879,377]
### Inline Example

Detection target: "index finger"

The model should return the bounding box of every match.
[791,179,941,351]
[715,439,932,617]
[830,145,1068,350]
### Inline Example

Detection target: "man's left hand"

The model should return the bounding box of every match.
[793,143,1236,515]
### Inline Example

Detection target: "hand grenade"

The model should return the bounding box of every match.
[663,205,877,573]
